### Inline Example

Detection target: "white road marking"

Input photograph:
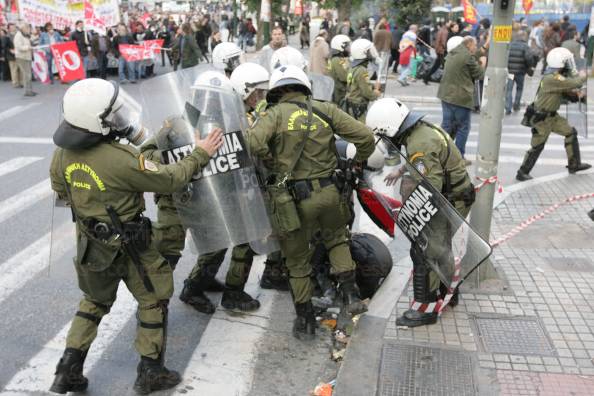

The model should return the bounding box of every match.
[173,257,275,396]
[0,103,41,123]
[0,179,52,224]
[0,157,43,178]
[465,141,594,152]
[0,287,136,395]
[0,137,53,145]
[0,222,72,305]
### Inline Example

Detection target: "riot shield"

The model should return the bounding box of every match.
[363,137,492,296]
[141,69,275,255]
[309,73,335,102]
[565,64,588,138]
[49,192,78,276]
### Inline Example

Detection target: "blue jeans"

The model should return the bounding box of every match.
[83,55,89,78]
[118,57,136,81]
[46,53,54,82]
[441,102,471,157]
[398,64,411,82]
[505,73,525,113]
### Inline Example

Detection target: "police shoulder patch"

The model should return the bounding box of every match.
[415,160,427,175]
[555,74,566,81]
[143,159,159,172]
[409,152,425,163]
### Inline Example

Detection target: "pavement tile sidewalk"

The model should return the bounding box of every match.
[335,172,594,396]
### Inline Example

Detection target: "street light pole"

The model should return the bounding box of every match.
[467,0,515,287]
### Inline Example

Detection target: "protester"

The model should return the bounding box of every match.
[300,18,310,49]
[373,24,392,54]
[14,23,35,96]
[5,23,20,88]
[172,23,201,69]
[529,19,545,59]
[358,20,373,41]
[112,23,137,83]
[561,27,583,67]
[309,29,329,74]
[390,23,404,73]
[506,30,536,115]
[39,23,62,84]
[437,36,486,162]
[0,28,7,81]
[397,37,416,86]
[70,20,92,77]
[90,32,111,80]
[542,22,562,72]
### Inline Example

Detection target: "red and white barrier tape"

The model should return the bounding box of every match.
[475,175,504,193]
[490,192,594,248]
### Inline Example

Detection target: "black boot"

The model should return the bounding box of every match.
[179,278,216,314]
[260,259,289,290]
[337,271,368,316]
[567,129,592,174]
[133,356,181,395]
[396,262,438,328]
[221,287,260,311]
[293,301,316,341]
[49,348,88,394]
[517,137,545,181]
[439,283,459,308]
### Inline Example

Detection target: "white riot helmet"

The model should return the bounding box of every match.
[366,97,425,143]
[230,62,270,101]
[269,46,308,72]
[350,38,379,66]
[546,47,577,73]
[330,34,351,54]
[54,78,147,149]
[446,36,464,53]
[267,65,312,103]
[192,70,235,92]
[212,42,244,73]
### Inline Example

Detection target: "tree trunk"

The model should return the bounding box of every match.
[337,0,352,24]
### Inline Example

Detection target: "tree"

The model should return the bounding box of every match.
[393,0,431,28]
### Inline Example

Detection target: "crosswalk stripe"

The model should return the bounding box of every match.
[0,103,41,123]
[471,155,568,166]
[0,137,53,145]
[0,157,43,178]
[0,223,71,305]
[465,141,594,153]
[173,257,274,395]
[0,179,52,224]
[0,287,135,395]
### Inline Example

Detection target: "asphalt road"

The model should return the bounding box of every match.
[0,59,592,395]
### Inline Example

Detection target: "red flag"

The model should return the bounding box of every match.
[294,0,303,16]
[522,0,533,15]
[462,0,478,25]
[84,0,107,35]
[0,3,5,26]
[139,12,152,28]
[120,40,165,62]
[50,41,85,82]
[32,50,50,84]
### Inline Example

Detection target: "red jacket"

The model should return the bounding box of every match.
[399,45,416,66]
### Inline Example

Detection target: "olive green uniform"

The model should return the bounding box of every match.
[49,141,210,359]
[403,122,473,294]
[140,139,252,289]
[345,63,377,121]
[247,92,375,303]
[327,55,349,105]
[519,73,587,174]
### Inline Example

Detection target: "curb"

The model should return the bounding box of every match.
[333,169,594,396]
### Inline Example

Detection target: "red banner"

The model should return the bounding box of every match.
[119,39,164,62]
[32,49,50,84]
[294,0,303,16]
[50,41,85,82]
[84,0,107,35]
[462,0,478,25]
[522,0,533,15]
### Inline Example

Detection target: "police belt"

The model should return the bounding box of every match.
[287,176,336,202]
[82,215,151,252]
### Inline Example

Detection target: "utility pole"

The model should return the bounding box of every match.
[467,0,515,287]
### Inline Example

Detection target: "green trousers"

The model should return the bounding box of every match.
[279,183,354,304]
[67,234,172,360]
[520,114,576,172]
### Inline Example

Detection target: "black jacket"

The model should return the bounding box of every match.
[507,38,535,75]
[70,30,92,57]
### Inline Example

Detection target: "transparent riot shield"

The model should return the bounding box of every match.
[309,73,335,102]
[363,137,492,295]
[566,63,588,139]
[141,69,274,255]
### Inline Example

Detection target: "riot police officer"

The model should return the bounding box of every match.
[344,38,381,121]
[516,47,590,181]
[247,65,375,340]
[212,42,244,77]
[327,34,351,105]
[367,97,475,327]
[48,78,223,394]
